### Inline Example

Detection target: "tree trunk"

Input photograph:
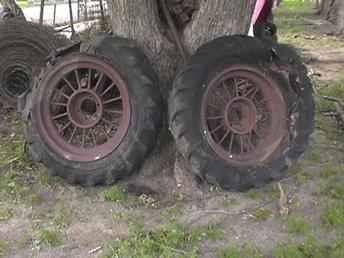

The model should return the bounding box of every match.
[319,0,344,35]
[107,0,256,96]
[0,0,25,19]
[99,0,105,30]
[68,0,75,37]
[39,0,44,24]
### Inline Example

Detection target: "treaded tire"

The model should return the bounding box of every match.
[254,22,278,42]
[0,18,69,107]
[169,35,314,191]
[23,34,163,186]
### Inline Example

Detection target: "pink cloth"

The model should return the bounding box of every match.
[251,0,266,25]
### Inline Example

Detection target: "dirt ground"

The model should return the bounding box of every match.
[1,2,344,258]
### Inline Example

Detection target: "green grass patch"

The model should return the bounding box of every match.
[53,205,73,229]
[0,115,33,169]
[37,229,62,247]
[273,235,344,258]
[246,189,261,200]
[275,0,344,49]
[0,240,9,257]
[320,176,344,200]
[252,208,272,221]
[286,216,311,235]
[0,207,13,221]
[316,82,344,113]
[218,244,263,258]
[0,168,41,205]
[321,201,344,228]
[319,164,344,179]
[103,185,128,203]
[104,223,223,258]
[17,0,28,8]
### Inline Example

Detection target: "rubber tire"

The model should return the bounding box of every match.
[254,22,278,42]
[0,18,69,107]
[24,34,163,186]
[169,35,314,191]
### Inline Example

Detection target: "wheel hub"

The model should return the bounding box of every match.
[67,89,103,129]
[34,55,131,162]
[225,97,257,135]
[2,64,31,98]
[201,65,287,166]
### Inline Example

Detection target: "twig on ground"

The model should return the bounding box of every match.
[88,246,102,255]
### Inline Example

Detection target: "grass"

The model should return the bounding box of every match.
[0,167,41,205]
[320,176,344,200]
[252,208,272,221]
[0,240,9,257]
[37,229,62,247]
[138,193,159,209]
[218,244,263,258]
[17,0,28,8]
[272,235,344,258]
[103,185,128,202]
[286,216,311,235]
[275,0,344,49]
[53,205,73,229]
[104,222,223,258]
[0,116,43,205]
[321,201,344,228]
[0,207,13,221]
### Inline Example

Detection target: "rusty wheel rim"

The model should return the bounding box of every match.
[201,65,287,166]
[34,55,131,162]
[2,64,31,99]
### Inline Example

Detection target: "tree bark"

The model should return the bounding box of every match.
[39,0,44,24]
[0,0,25,19]
[319,0,344,35]
[68,0,75,37]
[107,0,256,96]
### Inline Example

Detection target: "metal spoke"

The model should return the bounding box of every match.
[87,69,92,89]
[244,86,258,99]
[103,96,122,104]
[102,118,115,129]
[102,127,110,140]
[63,77,76,92]
[68,126,77,143]
[210,123,224,134]
[100,82,115,96]
[244,133,255,152]
[228,133,234,154]
[90,129,97,146]
[233,78,239,97]
[52,112,68,120]
[218,129,230,144]
[56,89,71,100]
[104,109,123,115]
[52,102,67,107]
[82,128,86,147]
[222,82,232,100]
[208,102,222,110]
[94,72,104,91]
[207,115,224,121]
[59,121,72,133]
[74,70,81,89]
[214,89,227,105]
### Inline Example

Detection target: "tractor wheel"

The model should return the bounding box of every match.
[169,36,314,190]
[0,19,69,107]
[254,22,278,42]
[23,35,163,186]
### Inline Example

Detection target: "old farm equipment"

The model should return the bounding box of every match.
[0,10,69,108]
[20,0,314,190]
